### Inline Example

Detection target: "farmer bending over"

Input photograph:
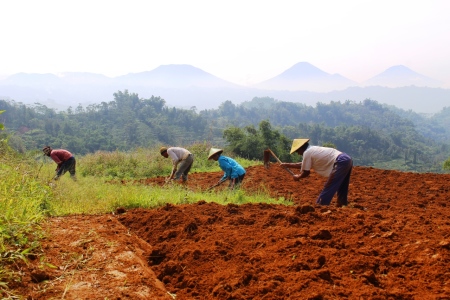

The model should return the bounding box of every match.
[160,146,194,183]
[208,148,246,190]
[280,139,352,206]
[42,146,77,181]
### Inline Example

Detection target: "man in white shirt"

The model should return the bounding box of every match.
[160,146,194,182]
[280,139,353,206]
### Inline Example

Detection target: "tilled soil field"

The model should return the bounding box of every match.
[11,164,450,300]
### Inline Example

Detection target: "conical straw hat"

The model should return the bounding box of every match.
[208,148,223,159]
[290,139,310,154]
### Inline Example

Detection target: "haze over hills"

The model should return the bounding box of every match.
[0,63,449,114]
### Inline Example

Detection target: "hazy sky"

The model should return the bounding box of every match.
[1,0,450,87]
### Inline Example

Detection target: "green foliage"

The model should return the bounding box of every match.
[322,142,336,148]
[0,143,49,294]
[79,143,219,179]
[2,94,450,172]
[223,120,293,162]
[0,92,209,155]
[77,142,261,180]
[0,110,4,131]
[443,157,450,171]
[389,105,450,144]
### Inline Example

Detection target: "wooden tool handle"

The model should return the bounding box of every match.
[268,149,296,176]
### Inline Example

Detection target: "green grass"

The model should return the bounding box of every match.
[0,144,50,297]
[79,142,227,179]
[46,175,293,215]
[40,142,274,215]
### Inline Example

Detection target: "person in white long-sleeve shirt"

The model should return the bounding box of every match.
[281,139,353,206]
[160,146,194,182]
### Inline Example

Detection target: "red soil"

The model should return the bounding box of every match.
[11,164,450,299]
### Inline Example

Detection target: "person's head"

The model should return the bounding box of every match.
[42,146,52,156]
[290,139,310,156]
[160,147,168,158]
[208,148,223,161]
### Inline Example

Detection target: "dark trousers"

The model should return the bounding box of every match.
[56,157,76,179]
[316,153,353,206]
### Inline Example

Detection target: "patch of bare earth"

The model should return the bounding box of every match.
[10,165,450,299]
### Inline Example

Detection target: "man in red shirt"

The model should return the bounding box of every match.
[42,146,77,181]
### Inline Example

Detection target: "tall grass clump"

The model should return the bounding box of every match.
[0,142,51,295]
[78,142,258,180]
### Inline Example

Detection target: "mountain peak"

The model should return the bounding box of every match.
[154,64,207,74]
[277,62,329,79]
[116,64,239,88]
[363,65,442,88]
[383,65,416,75]
[253,62,356,92]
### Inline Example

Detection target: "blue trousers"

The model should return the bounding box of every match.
[316,153,353,206]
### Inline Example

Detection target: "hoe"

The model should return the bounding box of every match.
[263,148,295,177]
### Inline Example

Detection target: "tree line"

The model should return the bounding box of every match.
[1,91,449,172]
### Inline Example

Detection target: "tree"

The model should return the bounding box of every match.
[259,120,279,150]
[322,142,336,148]
[443,157,450,171]
[0,110,4,131]
[223,120,294,161]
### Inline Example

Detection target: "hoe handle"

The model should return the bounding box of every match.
[268,149,296,177]
[207,179,226,191]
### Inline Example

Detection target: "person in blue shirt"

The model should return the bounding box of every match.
[208,148,246,190]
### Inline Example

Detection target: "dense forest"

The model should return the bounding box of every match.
[1,90,450,172]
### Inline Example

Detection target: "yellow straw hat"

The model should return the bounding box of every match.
[208,148,223,160]
[290,139,310,154]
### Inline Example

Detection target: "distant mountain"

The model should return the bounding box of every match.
[0,72,116,110]
[0,63,448,113]
[0,65,243,110]
[252,62,358,92]
[362,65,442,88]
[115,64,240,88]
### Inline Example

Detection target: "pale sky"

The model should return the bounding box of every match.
[1,0,450,87]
